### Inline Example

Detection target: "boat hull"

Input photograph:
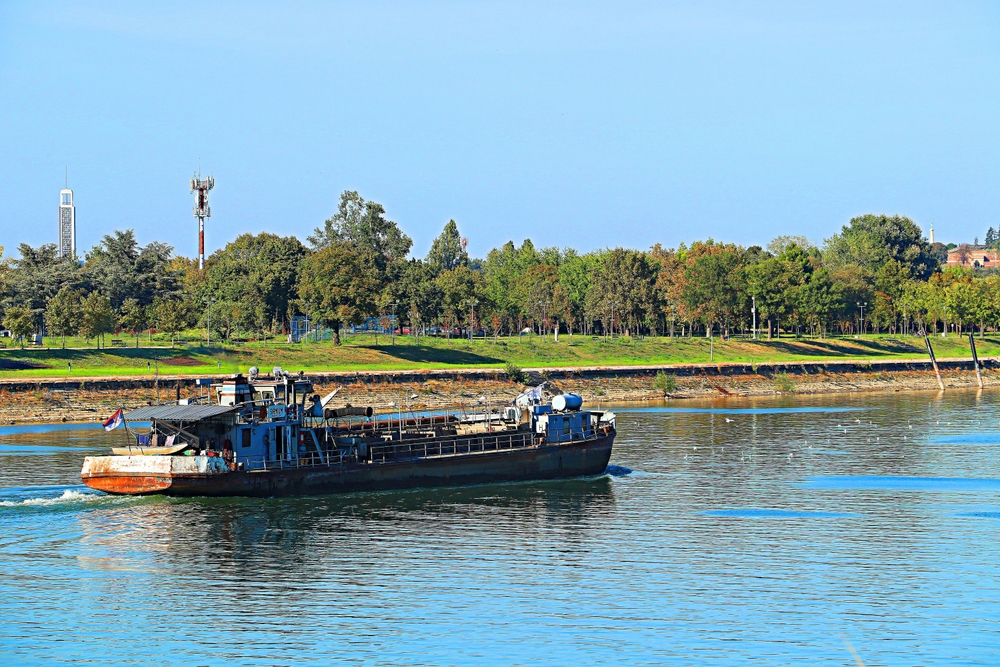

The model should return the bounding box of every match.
[81,433,615,498]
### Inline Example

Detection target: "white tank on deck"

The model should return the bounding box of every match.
[551,393,583,412]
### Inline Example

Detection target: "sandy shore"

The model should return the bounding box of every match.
[0,357,994,425]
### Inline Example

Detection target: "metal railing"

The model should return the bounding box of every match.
[237,448,350,473]
[369,430,537,464]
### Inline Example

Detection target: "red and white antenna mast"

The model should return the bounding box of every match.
[190,172,214,270]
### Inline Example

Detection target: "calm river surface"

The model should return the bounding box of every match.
[3,390,1000,665]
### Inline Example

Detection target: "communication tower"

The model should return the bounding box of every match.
[190,172,214,270]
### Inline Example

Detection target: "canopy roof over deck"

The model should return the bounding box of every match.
[125,405,236,422]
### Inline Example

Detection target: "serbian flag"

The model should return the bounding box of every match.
[103,408,124,431]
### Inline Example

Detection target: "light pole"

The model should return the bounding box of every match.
[204,298,215,345]
[857,301,867,337]
[466,299,478,341]
[751,295,757,340]
[538,299,550,338]
[389,300,399,345]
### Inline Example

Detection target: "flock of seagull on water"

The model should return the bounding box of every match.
[625,412,989,463]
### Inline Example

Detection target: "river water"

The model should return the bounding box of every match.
[2,390,1000,665]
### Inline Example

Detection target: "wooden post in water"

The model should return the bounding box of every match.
[969,333,984,389]
[924,336,945,391]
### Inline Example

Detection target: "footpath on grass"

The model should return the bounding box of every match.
[0,354,995,425]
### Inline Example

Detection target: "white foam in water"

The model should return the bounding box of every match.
[0,489,103,507]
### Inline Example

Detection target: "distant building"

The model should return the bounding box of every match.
[58,188,76,259]
[946,245,999,269]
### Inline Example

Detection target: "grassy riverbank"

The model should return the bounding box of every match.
[0,332,996,380]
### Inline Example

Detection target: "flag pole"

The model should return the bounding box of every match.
[120,406,133,451]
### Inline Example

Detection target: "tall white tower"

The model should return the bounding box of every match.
[58,188,76,259]
[929,222,935,245]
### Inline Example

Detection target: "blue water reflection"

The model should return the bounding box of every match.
[3,389,1000,664]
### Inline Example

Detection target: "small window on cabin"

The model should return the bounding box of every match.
[241,429,252,448]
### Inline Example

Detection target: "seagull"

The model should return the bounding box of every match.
[724,418,735,423]
[854,418,861,424]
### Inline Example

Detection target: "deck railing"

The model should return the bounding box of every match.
[368,430,536,464]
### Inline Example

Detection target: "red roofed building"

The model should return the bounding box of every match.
[946,245,1000,269]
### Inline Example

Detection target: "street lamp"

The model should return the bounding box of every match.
[751,295,757,340]
[465,299,478,341]
[204,298,215,345]
[857,301,867,337]
[537,299,550,339]
[389,300,399,346]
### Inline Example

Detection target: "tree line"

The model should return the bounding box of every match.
[0,190,995,348]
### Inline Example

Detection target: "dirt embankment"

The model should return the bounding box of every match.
[0,358,995,425]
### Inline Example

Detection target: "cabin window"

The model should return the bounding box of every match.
[241,429,251,448]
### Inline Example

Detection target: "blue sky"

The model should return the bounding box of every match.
[1,1,997,261]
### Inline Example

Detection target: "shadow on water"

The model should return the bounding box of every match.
[72,475,618,571]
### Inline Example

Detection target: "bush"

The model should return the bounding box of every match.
[773,372,796,393]
[653,371,676,396]
[504,361,529,384]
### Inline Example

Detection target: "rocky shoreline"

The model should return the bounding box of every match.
[0,357,995,425]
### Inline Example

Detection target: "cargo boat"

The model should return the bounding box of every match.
[80,370,616,497]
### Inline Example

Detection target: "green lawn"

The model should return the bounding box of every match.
[0,330,994,379]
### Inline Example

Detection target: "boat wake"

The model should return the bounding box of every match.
[604,465,633,477]
[0,489,104,508]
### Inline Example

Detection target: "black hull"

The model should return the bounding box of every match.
[160,433,615,498]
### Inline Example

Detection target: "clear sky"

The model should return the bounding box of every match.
[1,1,997,261]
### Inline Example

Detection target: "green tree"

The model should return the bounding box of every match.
[682,250,744,337]
[744,257,787,339]
[435,265,483,337]
[767,235,813,255]
[4,305,35,349]
[383,259,441,339]
[83,230,178,309]
[199,233,306,337]
[586,248,656,336]
[45,287,84,349]
[557,250,599,335]
[118,298,149,348]
[426,220,468,275]
[823,214,938,280]
[79,293,115,348]
[299,243,379,345]
[797,268,842,337]
[153,297,191,347]
[483,240,541,331]
[4,243,81,329]
[308,191,412,271]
